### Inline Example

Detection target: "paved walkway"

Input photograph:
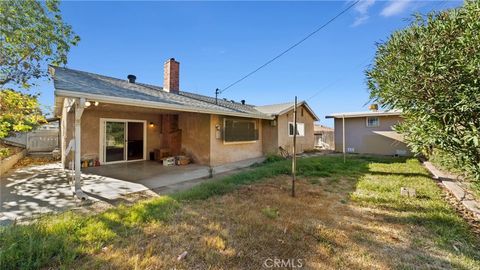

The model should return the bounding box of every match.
[423,161,480,219]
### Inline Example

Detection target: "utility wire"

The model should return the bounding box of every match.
[219,0,360,94]
[306,55,373,102]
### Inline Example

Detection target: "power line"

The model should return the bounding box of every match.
[306,55,373,102]
[219,0,360,95]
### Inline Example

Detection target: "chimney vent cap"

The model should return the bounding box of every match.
[127,74,136,83]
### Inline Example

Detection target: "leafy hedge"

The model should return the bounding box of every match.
[366,0,480,181]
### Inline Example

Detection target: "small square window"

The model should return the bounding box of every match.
[366,117,379,127]
[288,122,305,137]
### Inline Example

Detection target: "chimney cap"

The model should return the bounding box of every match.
[241,100,245,105]
[127,74,136,83]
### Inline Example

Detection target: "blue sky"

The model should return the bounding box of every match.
[33,0,461,127]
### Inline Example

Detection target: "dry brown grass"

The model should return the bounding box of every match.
[74,173,475,269]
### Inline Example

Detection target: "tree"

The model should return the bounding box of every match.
[0,0,80,89]
[366,0,480,180]
[0,89,45,138]
[0,0,79,154]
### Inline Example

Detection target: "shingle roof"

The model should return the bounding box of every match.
[51,66,271,119]
[256,101,320,121]
[325,110,402,119]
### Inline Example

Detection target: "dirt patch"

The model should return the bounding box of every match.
[12,156,57,169]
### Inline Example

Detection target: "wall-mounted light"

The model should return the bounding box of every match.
[84,101,99,108]
[149,122,154,127]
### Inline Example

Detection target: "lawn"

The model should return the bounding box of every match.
[1,155,479,269]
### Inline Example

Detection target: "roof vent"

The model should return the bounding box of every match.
[241,100,245,105]
[127,74,136,83]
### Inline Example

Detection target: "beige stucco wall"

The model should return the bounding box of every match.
[178,112,210,165]
[79,104,163,162]
[62,102,267,168]
[209,115,264,166]
[333,115,411,156]
[261,119,279,155]
[277,105,316,153]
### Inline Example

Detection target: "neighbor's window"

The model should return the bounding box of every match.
[288,122,305,137]
[224,118,258,142]
[366,117,380,127]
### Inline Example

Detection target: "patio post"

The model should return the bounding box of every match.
[74,98,88,200]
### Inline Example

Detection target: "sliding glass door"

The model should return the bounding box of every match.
[103,120,145,164]
[105,121,126,162]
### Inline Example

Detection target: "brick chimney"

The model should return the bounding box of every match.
[164,58,179,94]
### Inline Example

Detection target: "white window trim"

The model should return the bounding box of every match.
[366,117,380,128]
[223,118,258,145]
[288,122,305,137]
[99,118,147,165]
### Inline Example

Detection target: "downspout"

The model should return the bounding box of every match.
[74,98,88,200]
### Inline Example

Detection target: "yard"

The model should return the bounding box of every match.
[1,155,479,269]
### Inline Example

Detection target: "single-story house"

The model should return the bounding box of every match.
[51,58,318,197]
[314,124,334,150]
[325,110,411,156]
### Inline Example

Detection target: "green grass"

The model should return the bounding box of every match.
[0,155,478,269]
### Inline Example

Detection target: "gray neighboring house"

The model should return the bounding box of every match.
[326,110,411,156]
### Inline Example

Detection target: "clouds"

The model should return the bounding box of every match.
[380,0,412,17]
[352,0,376,26]
[351,0,413,27]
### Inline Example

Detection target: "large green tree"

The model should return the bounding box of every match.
[367,1,480,180]
[0,0,79,144]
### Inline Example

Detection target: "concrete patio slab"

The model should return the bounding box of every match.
[0,157,265,225]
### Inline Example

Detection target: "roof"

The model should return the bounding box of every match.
[314,124,333,133]
[51,66,272,119]
[256,101,320,121]
[325,110,402,119]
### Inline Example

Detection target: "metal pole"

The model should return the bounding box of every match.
[292,96,297,197]
[342,114,346,163]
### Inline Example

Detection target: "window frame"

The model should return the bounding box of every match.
[288,122,305,137]
[223,118,258,144]
[366,116,380,128]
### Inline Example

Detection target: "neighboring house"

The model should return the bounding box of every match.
[325,110,410,156]
[314,124,334,150]
[51,58,318,172]
[256,102,319,155]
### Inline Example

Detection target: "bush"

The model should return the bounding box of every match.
[366,0,480,181]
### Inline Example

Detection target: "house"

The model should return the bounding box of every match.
[325,110,410,156]
[255,102,319,155]
[314,124,334,150]
[51,58,318,198]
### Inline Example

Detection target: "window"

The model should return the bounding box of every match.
[366,117,380,127]
[224,119,258,142]
[288,122,305,137]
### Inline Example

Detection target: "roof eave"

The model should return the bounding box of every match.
[54,89,274,120]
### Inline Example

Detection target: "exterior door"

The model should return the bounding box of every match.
[102,119,146,164]
[105,121,126,162]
